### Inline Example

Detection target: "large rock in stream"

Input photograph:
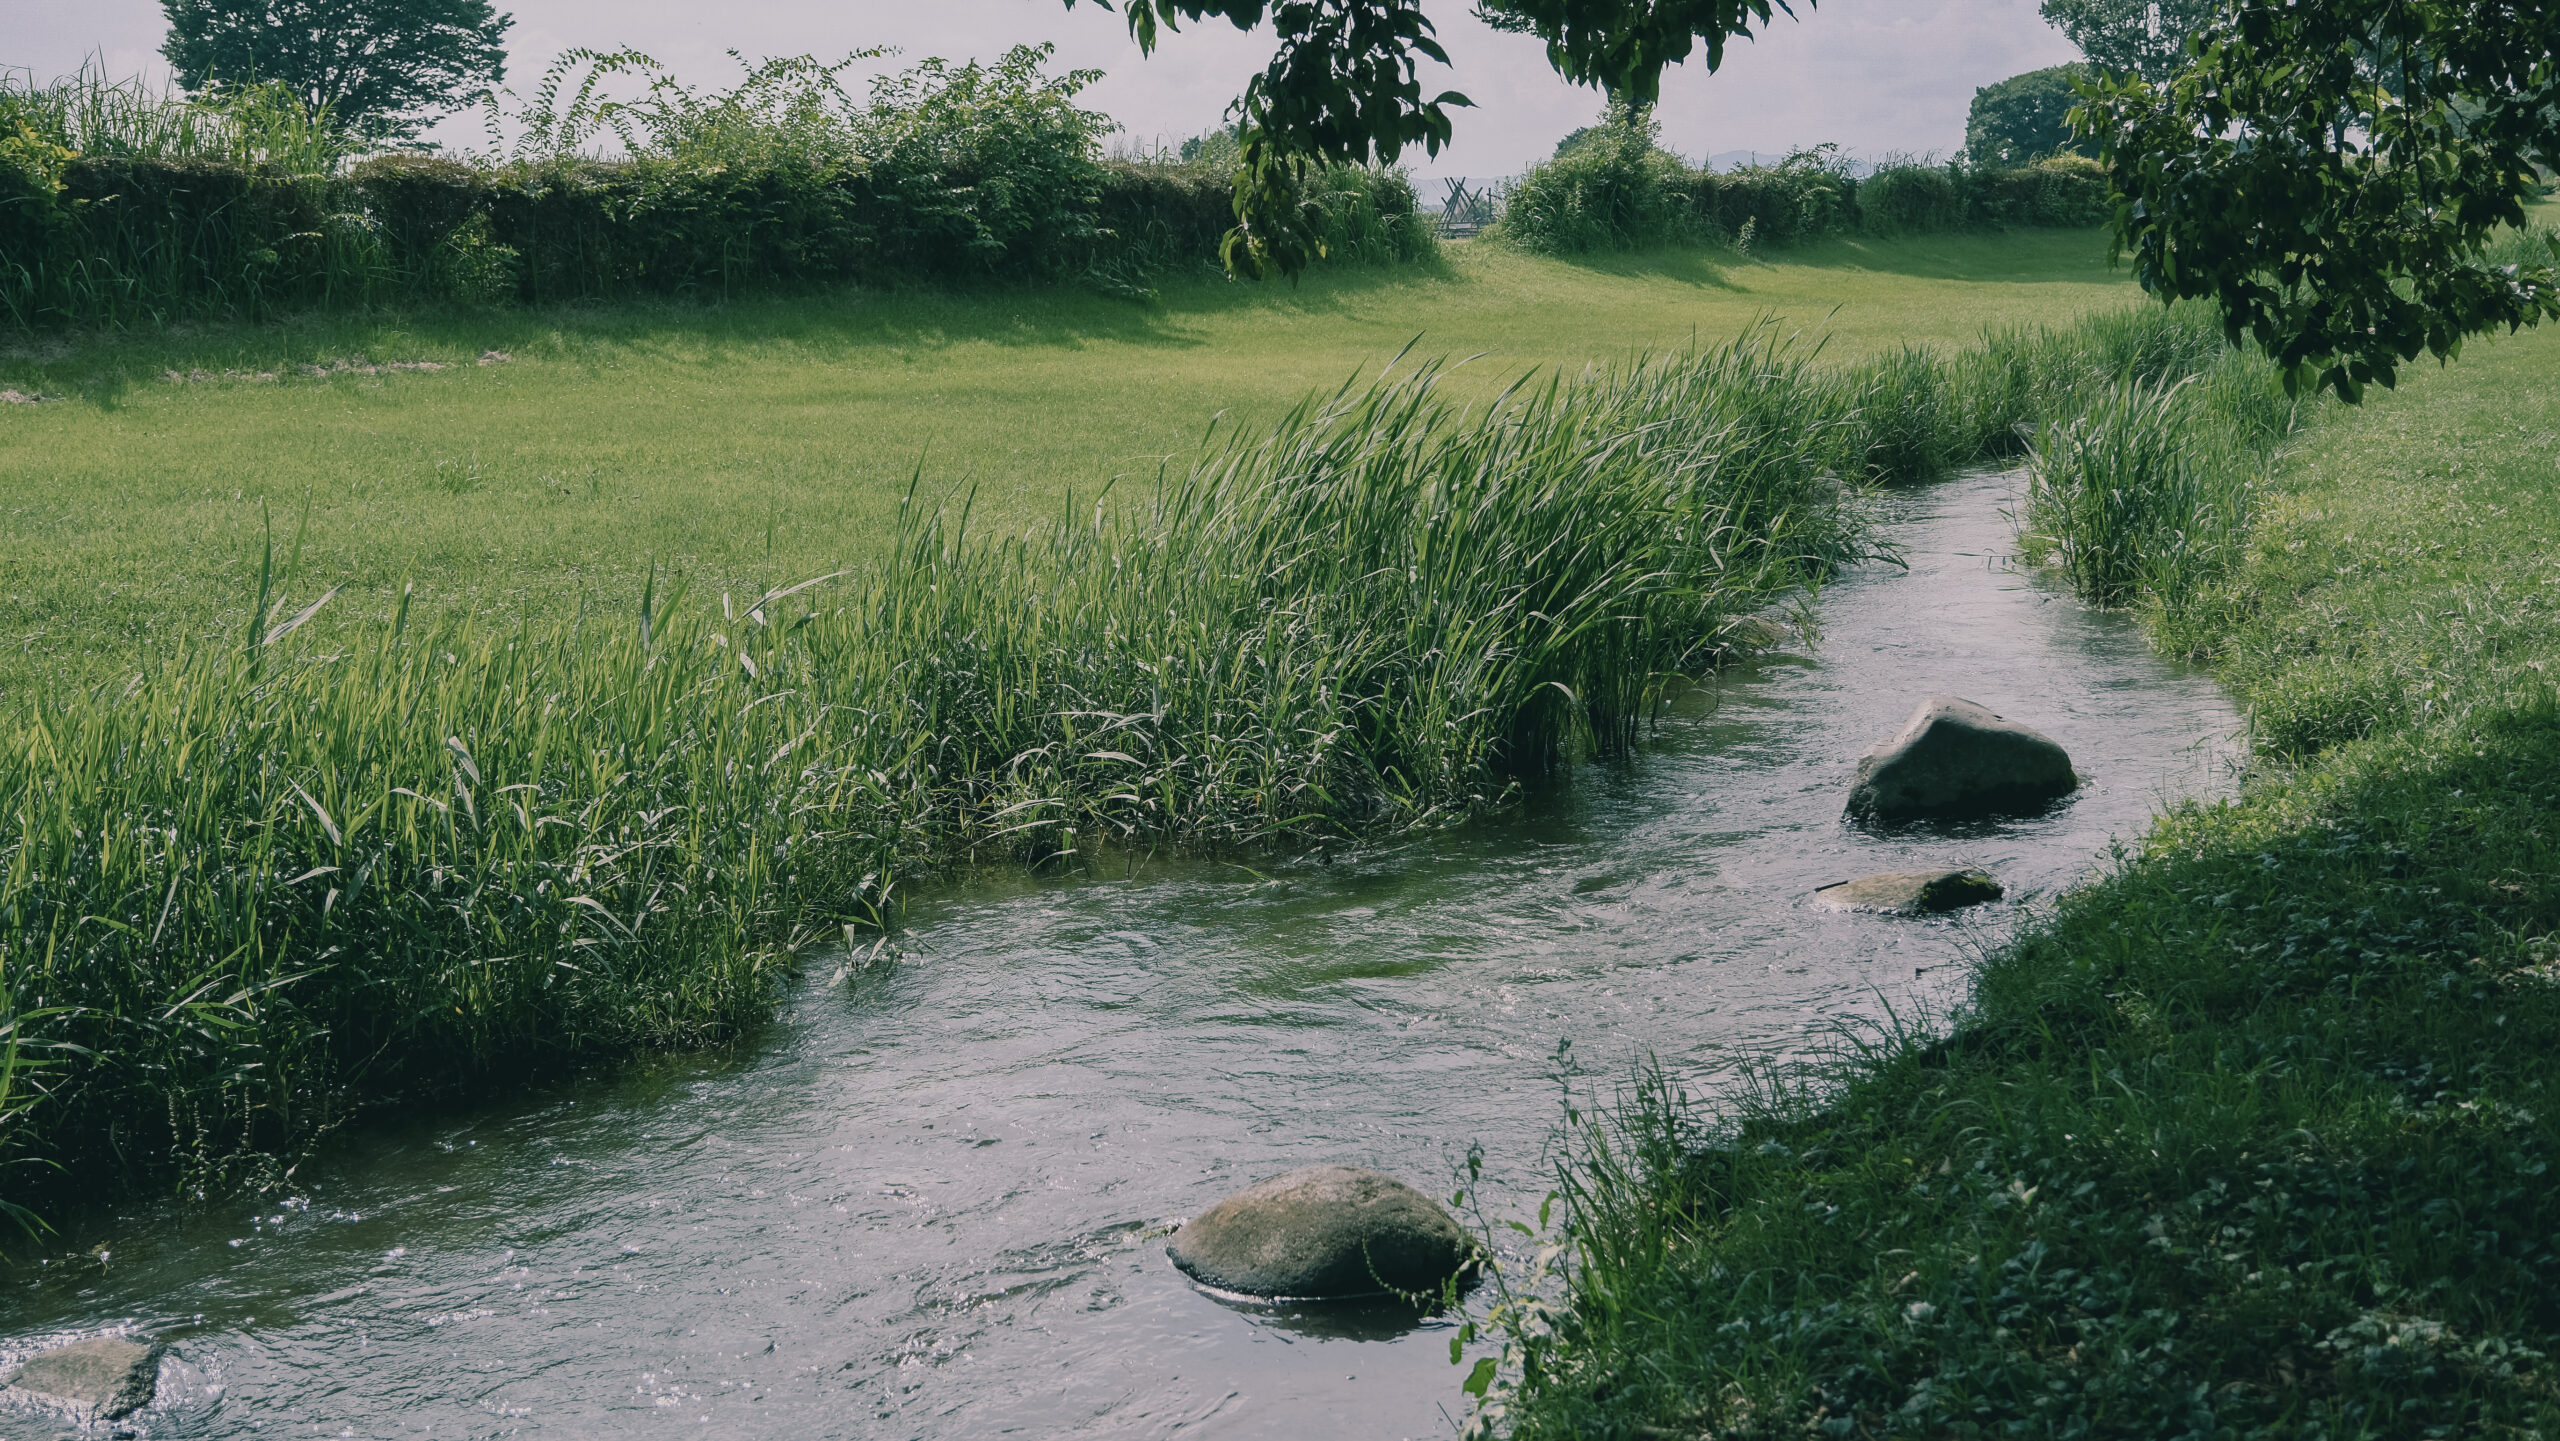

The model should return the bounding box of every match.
[1,1335,161,1420]
[1168,1165,1477,1299]
[1847,696,2077,822]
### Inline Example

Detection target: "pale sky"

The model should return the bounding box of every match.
[6,0,2080,180]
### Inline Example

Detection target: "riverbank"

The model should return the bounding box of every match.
[7,291,2257,1226]
[0,231,2130,698]
[1484,325,2560,1435]
[0,459,2248,1439]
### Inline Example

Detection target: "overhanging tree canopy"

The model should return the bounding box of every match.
[2080,0,2560,401]
[1068,0,2560,403]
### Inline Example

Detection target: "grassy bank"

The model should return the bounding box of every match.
[0,283,2230,1225]
[0,231,2130,699]
[1478,326,2560,1436]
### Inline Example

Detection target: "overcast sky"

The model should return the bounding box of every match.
[9,0,2081,179]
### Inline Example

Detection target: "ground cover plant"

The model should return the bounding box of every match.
[1469,296,2560,1439]
[0,228,2134,702]
[0,273,2207,1226]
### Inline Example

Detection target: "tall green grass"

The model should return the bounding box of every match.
[0,62,344,170]
[0,322,1929,1216]
[2016,356,2299,612]
[1982,303,2303,618]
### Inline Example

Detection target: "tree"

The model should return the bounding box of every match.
[2037,0,2216,83]
[1061,1,1804,275]
[1965,64,2093,166]
[2081,0,2560,402]
[1069,0,2560,406]
[161,0,512,143]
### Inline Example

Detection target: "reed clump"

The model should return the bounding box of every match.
[1979,300,2303,620]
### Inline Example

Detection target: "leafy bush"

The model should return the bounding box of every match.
[1299,163,1438,267]
[1479,105,2111,258]
[1489,104,1701,255]
[1965,153,2112,228]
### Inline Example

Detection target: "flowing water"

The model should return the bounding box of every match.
[1,471,2243,1440]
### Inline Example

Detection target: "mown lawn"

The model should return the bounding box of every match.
[0,229,2129,698]
[1489,324,2560,1437]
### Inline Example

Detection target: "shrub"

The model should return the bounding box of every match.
[1302,164,1438,266]
[1490,103,1702,255]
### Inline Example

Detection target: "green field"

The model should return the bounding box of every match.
[0,230,2131,699]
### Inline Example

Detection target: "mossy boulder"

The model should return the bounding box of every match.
[1847,696,2076,822]
[1168,1165,1477,1299]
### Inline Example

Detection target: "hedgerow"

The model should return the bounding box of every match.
[1489,108,2110,258]
[0,49,1434,328]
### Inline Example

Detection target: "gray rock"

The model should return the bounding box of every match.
[1812,868,2004,914]
[1168,1164,1477,1299]
[2,1336,161,1419]
[1847,696,2076,822]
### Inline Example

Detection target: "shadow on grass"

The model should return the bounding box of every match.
[1753,227,2123,285]
[1,256,1470,408]
[1,229,2126,408]
[1501,244,1748,290]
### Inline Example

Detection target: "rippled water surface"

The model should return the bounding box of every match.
[2,472,2243,1440]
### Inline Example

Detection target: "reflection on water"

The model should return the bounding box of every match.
[0,472,2241,1440]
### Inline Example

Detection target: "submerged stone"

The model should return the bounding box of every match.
[1847,696,2076,822]
[2,1335,161,1420]
[1168,1164,1477,1299]
[1812,868,2005,914]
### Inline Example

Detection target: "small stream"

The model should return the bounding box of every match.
[1,471,2242,1440]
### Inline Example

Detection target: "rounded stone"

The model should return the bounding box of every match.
[1846,696,2076,822]
[2,1335,162,1420]
[1811,868,2004,914]
[1167,1164,1478,1299]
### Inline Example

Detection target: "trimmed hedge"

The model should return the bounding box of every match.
[1491,124,2111,258]
[0,151,1431,326]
